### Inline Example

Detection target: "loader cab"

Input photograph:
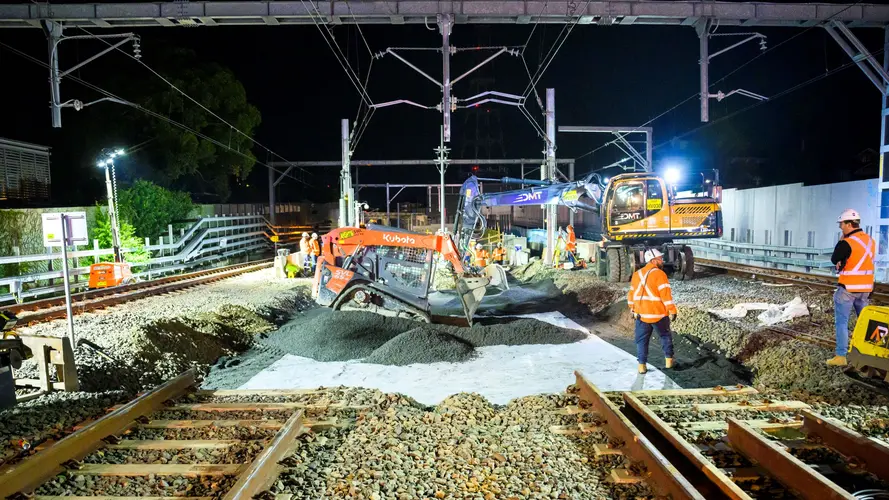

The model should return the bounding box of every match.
[605,174,668,231]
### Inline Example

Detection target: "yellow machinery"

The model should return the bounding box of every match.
[456,171,723,283]
[847,306,889,386]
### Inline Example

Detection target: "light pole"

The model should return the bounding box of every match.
[96,148,125,262]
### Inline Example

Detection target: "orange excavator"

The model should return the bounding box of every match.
[312,225,491,325]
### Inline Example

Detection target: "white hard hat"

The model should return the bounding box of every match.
[644,248,664,263]
[311,233,318,238]
[302,232,308,237]
[475,243,482,249]
[837,208,861,222]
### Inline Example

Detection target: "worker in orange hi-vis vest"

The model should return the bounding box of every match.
[627,249,678,374]
[828,208,876,367]
[565,225,577,264]
[492,243,506,265]
[309,233,321,272]
[474,243,489,267]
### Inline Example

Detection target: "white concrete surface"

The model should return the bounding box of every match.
[239,312,678,406]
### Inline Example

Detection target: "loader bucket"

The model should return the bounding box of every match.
[456,276,489,326]
[484,264,509,291]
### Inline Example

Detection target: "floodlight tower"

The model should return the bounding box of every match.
[96,148,125,262]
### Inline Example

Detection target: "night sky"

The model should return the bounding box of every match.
[2,18,886,209]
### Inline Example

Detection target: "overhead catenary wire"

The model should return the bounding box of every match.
[574,0,867,162]
[654,46,886,150]
[0,40,311,187]
[75,27,311,179]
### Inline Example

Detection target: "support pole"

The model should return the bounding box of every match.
[439,14,453,143]
[434,126,450,233]
[341,118,352,227]
[880,26,889,268]
[104,164,121,262]
[268,164,276,226]
[697,19,711,123]
[569,162,575,227]
[386,183,391,225]
[544,88,557,266]
[46,21,63,128]
[60,214,75,346]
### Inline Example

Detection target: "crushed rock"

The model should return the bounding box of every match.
[363,328,475,365]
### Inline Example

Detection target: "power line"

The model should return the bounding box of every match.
[75,26,311,179]
[0,40,311,188]
[654,47,884,150]
[574,0,866,161]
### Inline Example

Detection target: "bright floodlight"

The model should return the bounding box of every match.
[664,167,680,185]
[115,149,125,156]
[96,160,106,168]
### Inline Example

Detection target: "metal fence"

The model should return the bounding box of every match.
[0,214,281,304]
[685,239,839,276]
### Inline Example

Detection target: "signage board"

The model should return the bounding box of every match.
[42,212,88,247]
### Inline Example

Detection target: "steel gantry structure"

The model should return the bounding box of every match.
[6,0,889,260]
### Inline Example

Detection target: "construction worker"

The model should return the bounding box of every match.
[828,208,875,367]
[628,249,677,374]
[309,233,321,272]
[492,243,506,265]
[299,232,310,254]
[475,243,489,267]
[565,225,577,265]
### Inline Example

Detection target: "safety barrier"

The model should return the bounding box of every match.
[0,215,326,304]
[685,239,838,275]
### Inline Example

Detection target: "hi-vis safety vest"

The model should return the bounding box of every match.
[300,238,310,254]
[475,249,489,267]
[309,238,321,256]
[493,247,506,262]
[566,227,577,252]
[839,231,876,293]
[628,262,678,323]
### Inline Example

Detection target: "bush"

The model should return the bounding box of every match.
[117,180,193,239]
[91,205,149,263]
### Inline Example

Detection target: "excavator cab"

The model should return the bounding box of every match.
[313,226,490,325]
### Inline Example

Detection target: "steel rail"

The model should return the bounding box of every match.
[622,393,753,500]
[696,257,889,298]
[726,417,856,499]
[2,260,273,326]
[573,371,707,500]
[0,369,197,497]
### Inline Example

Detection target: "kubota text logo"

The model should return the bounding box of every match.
[516,191,542,203]
[382,233,416,245]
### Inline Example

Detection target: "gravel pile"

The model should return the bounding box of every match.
[35,474,237,497]
[13,269,312,393]
[81,441,265,465]
[812,404,889,444]
[270,389,652,499]
[363,328,476,365]
[242,309,586,367]
[0,390,128,467]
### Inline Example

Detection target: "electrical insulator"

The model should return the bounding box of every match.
[133,37,142,60]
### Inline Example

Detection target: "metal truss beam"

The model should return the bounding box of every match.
[4,1,889,29]
[559,125,652,171]
[269,158,575,167]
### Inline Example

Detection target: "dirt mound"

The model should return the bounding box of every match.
[262,309,587,366]
[364,328,475,365]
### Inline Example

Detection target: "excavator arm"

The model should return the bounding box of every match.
[453,173,606,257]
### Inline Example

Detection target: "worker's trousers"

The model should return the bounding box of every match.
[834,287,869,357]
[634,317,674,365]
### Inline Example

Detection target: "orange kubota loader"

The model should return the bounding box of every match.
[312,225,491,325]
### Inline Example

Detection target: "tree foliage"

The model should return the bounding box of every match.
[72,48,261,202]
[117,180,193,239]
[91,205,148,263]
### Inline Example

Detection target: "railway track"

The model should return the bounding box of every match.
[0,370,356,499]
[0,260,273,327]
[573,372,889,500]
[696,258,889,300]
[6,370,888,499]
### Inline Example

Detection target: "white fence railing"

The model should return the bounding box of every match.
[0,214,274,304]
[686,238,846,277]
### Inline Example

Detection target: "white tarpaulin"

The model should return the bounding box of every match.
[709,297,809,326]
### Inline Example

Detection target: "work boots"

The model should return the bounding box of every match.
[665,358,674,369]
[826,355,848,367]
[638,364,647,374]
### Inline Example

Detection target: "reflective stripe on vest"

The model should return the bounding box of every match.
[632,269,658,302]
[839,232,875,292]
